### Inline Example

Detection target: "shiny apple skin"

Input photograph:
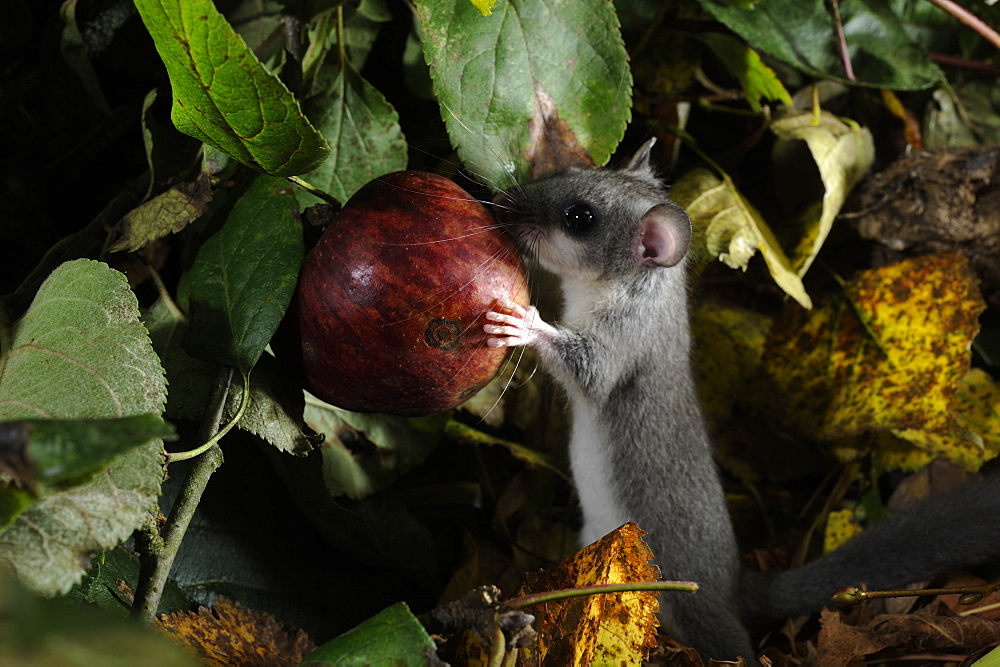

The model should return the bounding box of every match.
[297,171,529,416]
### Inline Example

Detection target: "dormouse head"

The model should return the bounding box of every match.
[500,139,693,281]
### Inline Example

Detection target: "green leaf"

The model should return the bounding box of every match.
[269,449,440,585]
[182,175,303,374]
[302,602,436,665]
[59,0,112,116]
[137,88,203,200]
[0,487,32,533]
[303,392,447,499]
[468,0,498,16]
[133,0,330,176]
[698,0,944,89]
[297,61,407,207]
[106,174,213,253]
[444,418,564,478]
[974,645,1000,667]
[144,298,316,455]
[695,33,792,112]
[0,570,198,665]
[925,82,1000,149]
[65,547,192,617]
[0,259,167,595]
[415,0,631,187]
[0,415,173,491]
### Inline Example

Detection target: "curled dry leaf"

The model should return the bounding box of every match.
[816,605,1000,666]
[671,168,811,309]
[769,107,874,277]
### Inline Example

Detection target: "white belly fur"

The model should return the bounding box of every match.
[568,402,627,546]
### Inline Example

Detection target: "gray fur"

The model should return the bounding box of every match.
[484,140,1000,662]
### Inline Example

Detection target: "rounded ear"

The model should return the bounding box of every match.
[633,203,692,268]
[623,138,657,175]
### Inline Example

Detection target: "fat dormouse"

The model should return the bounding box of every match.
[482,139,1000,661]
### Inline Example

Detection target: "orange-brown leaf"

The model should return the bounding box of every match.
[514,522,660,665]
[157,597,314,666]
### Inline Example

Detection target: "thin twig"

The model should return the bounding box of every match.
[930,52,1000,77]
[504,580,698,610]
[131,367,232,624]
[828,0,856,81]
[923,0,1000,50]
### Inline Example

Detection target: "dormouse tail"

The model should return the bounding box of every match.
[743,472,1000,626]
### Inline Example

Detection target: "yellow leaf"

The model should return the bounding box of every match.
[874,369,1000,472]
[870,432,936,472]
[467,0,498,16]
[690,300,772,428]
[823,508,863,554]
[762,253,986,443]
[514,523,660,665]
[770,109,875,277]
[672,168,812,308]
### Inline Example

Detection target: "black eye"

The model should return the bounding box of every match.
[562,203,596,235]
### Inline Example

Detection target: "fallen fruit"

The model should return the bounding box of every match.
[296,171,529,416]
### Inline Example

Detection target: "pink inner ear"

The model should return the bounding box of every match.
[634,204,692,268]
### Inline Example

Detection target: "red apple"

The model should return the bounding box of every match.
[296,171,529,416]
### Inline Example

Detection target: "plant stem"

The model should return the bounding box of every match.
[923,0,1000,50]
[827,0,855,81]
[503,580,699,611]
[287,176,340,206]
[131,367,232,624]
[166,372,249,463]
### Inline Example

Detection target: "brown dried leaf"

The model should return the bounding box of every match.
[0,422,36,491]
[933,573,1000,620]
[647,636,708,666]
[525,82,595,180]
[157,597,314,666]
[514,522,660,665]
[817,605,1000,666]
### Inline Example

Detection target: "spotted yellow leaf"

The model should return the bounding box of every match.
[690,300,772,428]
[515,522,660,665]
[823,508,864,554]
[762,253,986,443]
[873,369,1000,472]
[870,432,936,472]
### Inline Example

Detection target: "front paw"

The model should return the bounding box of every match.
[483,298,541,349]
